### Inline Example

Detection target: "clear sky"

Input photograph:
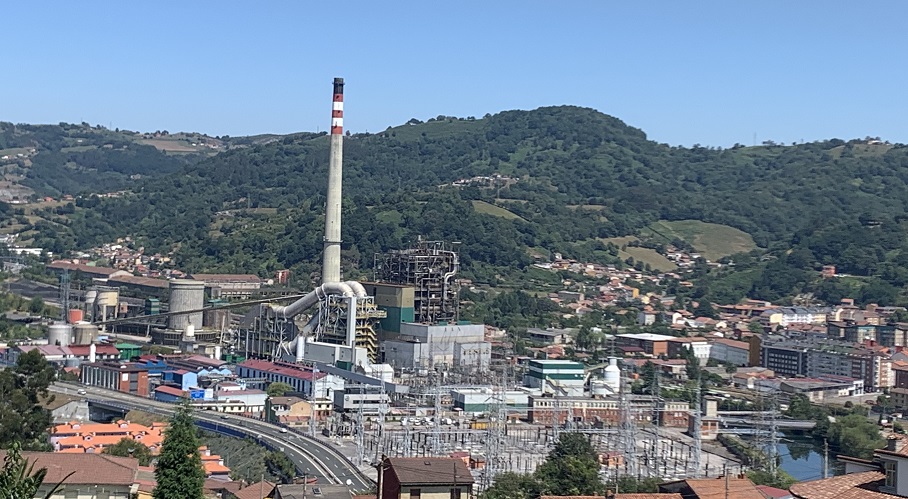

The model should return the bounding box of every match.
[3,1,906,147]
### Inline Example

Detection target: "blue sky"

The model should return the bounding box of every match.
[3,2,906,146]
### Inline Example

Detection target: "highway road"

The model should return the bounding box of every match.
[50,382,374,491]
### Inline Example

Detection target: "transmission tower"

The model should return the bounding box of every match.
[619,364,639,478]
[767,389,780,477]
[377,375,389,462]
[356,388,365,465]
[432,374,442,455]
[483,372,509,491]
[59,269,70,322]
[648,374,662,478]
[689,372,702,478]
[309,364,319,438]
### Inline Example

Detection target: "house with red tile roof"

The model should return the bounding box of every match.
[0,450,141,497]
[790,437,908,498]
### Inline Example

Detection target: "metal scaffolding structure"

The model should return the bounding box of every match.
[373,240,460,324]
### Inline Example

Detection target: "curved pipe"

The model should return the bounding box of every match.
[440,252,460,314]
[239,281,356,329]
[345,281,368,298]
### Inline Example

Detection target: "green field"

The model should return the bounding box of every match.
[600,236,677,272]
[643,219,757,261]
[471,200,525,221]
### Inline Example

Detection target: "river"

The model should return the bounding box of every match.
[777,434,841,482]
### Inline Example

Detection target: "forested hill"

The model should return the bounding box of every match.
[10,107,908,302]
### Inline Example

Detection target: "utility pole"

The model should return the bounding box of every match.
[724,467,729,499]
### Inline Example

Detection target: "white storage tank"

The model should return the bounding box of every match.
[48,323,73,347]
[604,357,621,394]
[590,380,610,398]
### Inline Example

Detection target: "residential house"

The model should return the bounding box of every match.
[0,450,141,498]
[789,436,908,498]
[378,457,474,499]
[266,396,318,426]
[659,477,764,498]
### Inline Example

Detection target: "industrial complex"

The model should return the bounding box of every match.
[6,78,748,493]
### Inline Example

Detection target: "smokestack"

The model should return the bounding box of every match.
[322,77,345,284]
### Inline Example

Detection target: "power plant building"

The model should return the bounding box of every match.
[381,322,490,371]
[524,359,586,397]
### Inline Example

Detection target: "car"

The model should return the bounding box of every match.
[77,389,86,395]
[280,428,288,433]
[221,414,229,420]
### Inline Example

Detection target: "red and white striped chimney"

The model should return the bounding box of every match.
[322,77,345,283]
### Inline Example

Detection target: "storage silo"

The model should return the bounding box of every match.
[95,287,119,321]
[83,289,97,320]
[48,323,73,347]
[604,357,621,394]
[74,323,98,345]
[169,279,205,331]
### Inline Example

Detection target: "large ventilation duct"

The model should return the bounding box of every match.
[240,281,366,328]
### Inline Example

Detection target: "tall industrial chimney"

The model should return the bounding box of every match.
[322,77,344,284]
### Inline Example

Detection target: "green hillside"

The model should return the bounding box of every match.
[643,220,757,262]
[9,107,908,304]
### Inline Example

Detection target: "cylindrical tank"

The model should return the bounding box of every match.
[74,323,98,345]
[604,357,621,394]
[590,380,609,398]
[169,279,205,331]
[67,309,84,323]
[48,323,73,347]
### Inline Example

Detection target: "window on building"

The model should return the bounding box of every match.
[885,460,897,488]
[410,489,421,499]
[450,488,462,499]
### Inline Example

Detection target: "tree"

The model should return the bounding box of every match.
[27,297,44,316]
[0,349,56,450]
[154,403,205,499]
[826,414,886,460]
[264,451,297,484]
[481,472,540,499]
[266,382,293,398]
[0,443,72,499]
[103,438,153,466]
[535,433,604,496]
[693,300,717,319]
